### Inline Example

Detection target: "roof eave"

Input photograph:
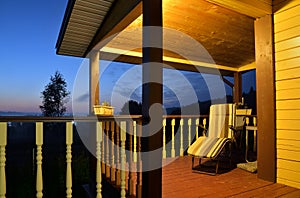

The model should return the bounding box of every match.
[55,0,76,54]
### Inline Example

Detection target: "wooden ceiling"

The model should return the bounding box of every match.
[104,0,256,69]
[56,0,273,72]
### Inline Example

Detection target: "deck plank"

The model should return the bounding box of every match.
[162,156,300,198]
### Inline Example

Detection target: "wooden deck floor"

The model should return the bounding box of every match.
[162,156,300,198]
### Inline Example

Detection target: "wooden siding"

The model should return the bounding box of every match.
[274,0,300,189]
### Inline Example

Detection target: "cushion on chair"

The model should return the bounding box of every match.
[187,103,235,159]
[187,137,231,158]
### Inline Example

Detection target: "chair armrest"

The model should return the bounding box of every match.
[229,125,237,132]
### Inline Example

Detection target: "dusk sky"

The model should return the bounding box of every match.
[0,0,255,115]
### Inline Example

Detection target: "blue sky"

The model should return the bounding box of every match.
[0,0,255,114]
[0,0,82,112]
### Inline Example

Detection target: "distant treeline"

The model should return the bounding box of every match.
[120,87,256,115]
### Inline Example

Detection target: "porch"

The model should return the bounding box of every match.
[163,156,300,198]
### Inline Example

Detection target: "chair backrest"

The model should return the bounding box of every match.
[235,109,252,129]
[207,103,236,138]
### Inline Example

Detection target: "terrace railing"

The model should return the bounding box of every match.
[0,115,208,198]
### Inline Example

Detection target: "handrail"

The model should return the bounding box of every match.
[163,115,208,119]
[0,114,208,122]
[0,115,141,122]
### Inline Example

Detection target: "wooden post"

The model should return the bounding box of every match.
[162,119,166,159]
[105,122,110,179]
[101,122,106,175]
[195,118,199,139]
[128,122,135,195]
[253,117,257,152]
[234,72,242,103]
[136,120,142,198]
[133,121,137,163]
[171,119,175,158]
[203,118,207,136]
[0,122,7,198]
[89,50,100,115]
[115,122,121,186]
[188,119,192,146]
[180,119,184,156]
[66,122,73,198]
[96,122,102,198]
[36,122,43,198]
[142,0,163,197]
[120,121,127,198]
[110,122,115,182]
[255,15,276,182]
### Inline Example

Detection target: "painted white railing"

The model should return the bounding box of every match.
[0,115,210,198]
[162,115,208,158]
[0,122,7,198]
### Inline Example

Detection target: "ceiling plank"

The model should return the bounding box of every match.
[206,0,272,18]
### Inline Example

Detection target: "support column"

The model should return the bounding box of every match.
[255,15,276,182]
[142,0,163,197]
[233,72,242,103]
[89,50,100,115]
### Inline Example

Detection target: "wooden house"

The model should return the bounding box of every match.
[55,0,300,194]
[1,0,299,197]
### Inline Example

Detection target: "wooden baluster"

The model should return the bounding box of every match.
[171,119,175,158]
[246,117,251,162]
[36,122,43,198]
[195,118,199,139]
[162,119,166,159]
[96,122,102,198]
[115,122,121,186]
[133,121,138,195]
[128,122,135,195]
[66,122,73,198]
[136,120,142,198]
[180,119,184,156]
[253,117,257,152]
[101,122,105,175]
[188,118,192,147]
[203,118,207,136]
[120,121,127,198]
[246,117,249,127]
[0,122,7,198]
[133,121,137,163]
[105,122,110,179]
[110,122,115,183]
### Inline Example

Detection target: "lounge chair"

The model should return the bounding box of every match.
[187,103,236,175]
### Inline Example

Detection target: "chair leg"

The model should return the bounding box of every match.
[215,159,219,175]
[199,158,202,167]
[229,142,232,168]
[192,156,195,169]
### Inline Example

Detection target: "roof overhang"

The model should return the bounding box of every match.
[56,0,272,74]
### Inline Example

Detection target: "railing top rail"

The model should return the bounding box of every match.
[0,114,210,123]
[0,115,142,122]
[163,115,208,119]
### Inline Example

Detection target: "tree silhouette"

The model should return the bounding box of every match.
[40,71,70,116]
[120,100,142,115]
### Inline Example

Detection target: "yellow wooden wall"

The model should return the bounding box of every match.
[274,0,300,189]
